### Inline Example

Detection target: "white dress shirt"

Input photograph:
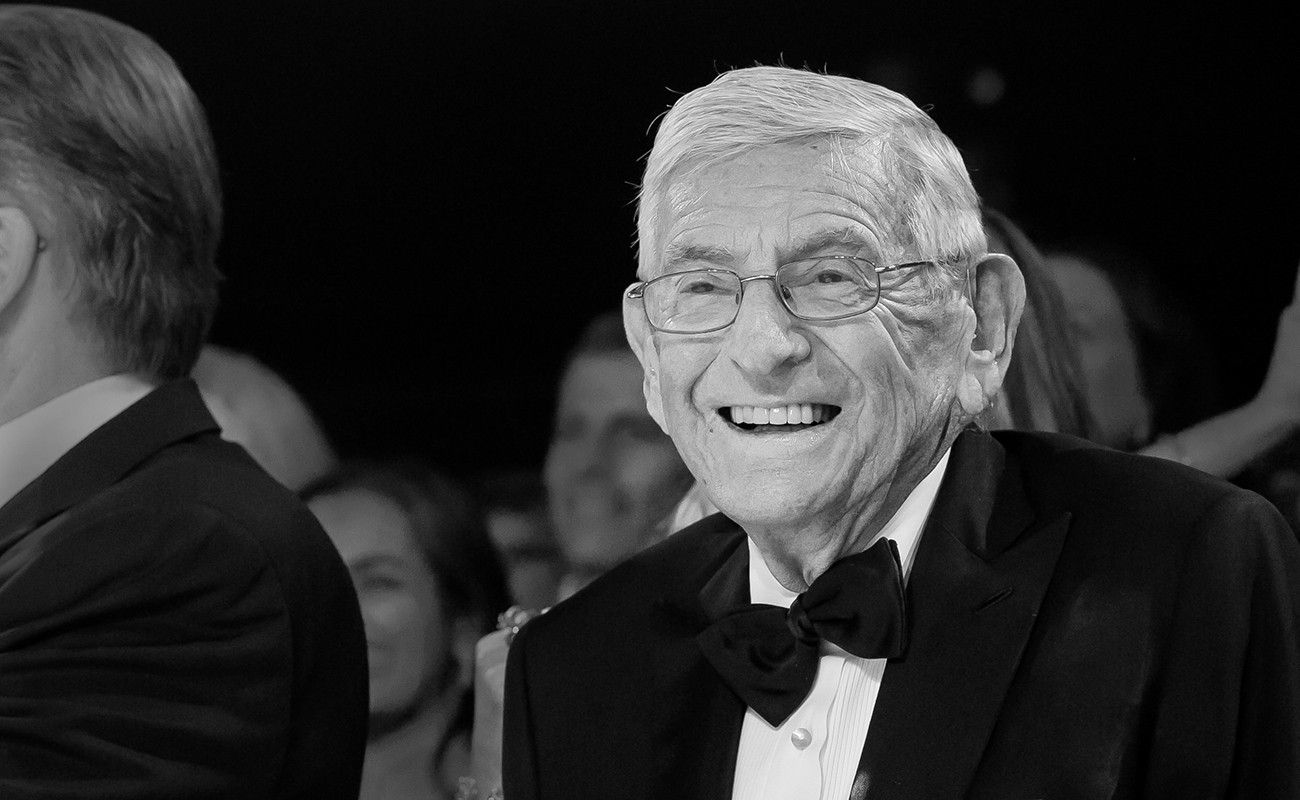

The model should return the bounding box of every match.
[0,374,156,510]
[730,449,951,800]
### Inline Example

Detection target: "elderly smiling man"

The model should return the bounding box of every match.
[502,67,1300,799]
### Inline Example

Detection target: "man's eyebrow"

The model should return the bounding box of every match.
[662,241,736,270]
[661,227,878,270]
[779,227,878,263]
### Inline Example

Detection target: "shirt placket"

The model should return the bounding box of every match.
[761,653,846,799]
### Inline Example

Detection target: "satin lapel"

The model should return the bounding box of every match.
[649,519,749,799]
[857,429,1071,800]
[0,381,219,551]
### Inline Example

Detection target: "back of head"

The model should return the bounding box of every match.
[192,344,338,492]
[636,65,986,278]
[0,5,222,379]
[1042,239,1218,445]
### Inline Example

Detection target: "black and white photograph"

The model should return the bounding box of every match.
[1,2,1297,798]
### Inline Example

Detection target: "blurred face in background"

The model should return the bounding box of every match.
[484,506,562,609]
[544,352,691,572]
[308,488,448,720]
[1044,253,1151,449]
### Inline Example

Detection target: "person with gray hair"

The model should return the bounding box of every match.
[0,6,366,797]
[502,66,1300,798]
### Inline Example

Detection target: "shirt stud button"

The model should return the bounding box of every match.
[791,727,813,750]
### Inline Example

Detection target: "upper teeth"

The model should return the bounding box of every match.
[729,404,829,425]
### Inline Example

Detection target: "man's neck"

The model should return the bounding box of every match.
[747,488,910,592]
[745,430,959,592]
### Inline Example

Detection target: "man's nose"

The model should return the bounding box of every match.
[722,278,811,374]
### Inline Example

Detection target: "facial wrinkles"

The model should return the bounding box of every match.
[878,290,972,420]
[846,324,957,536]
[749,333,930,580]
[785,192,890,259]
[748,306,913,548]
[829,138,908,261]
[661,149,902,275]
[793,144,897,252]
[653,142,971,581]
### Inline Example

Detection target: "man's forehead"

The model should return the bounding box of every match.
[654,146,900,271]
[661,225,888,269]
[664,140,884,202]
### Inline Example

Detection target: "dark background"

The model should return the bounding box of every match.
[66,1,1300,474]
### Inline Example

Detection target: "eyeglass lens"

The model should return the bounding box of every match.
[644,258,878,332]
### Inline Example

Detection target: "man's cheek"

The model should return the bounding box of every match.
[657,367,702,425]
[880,294,961,338]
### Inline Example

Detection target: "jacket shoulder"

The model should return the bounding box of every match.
[519,513,743,645]
[994,429,1256,514]
[993,429,1293,559]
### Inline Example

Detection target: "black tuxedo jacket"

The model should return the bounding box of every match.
[504,428,1300,799]
[0,380,368,798]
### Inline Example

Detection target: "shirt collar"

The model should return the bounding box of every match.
[0,374,156,509]
[748,447,952,609]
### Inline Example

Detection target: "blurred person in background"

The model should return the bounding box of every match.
[1040,245,1163,451]
[1238,435,1300,534]
[304,462,512,800]
[544,310,694,599]
[0,7,365,796]
[461,307,761,793]
[1044,245,1300,484]
[192,343,338,491]
[475,468,564,610]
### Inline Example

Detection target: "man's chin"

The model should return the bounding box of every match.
[710,481,832,530]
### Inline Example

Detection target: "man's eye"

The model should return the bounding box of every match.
[682,280,724,294]
[814,270,849,284]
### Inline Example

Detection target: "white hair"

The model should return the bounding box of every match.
[635,66,985,281]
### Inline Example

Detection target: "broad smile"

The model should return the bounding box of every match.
[717,403,842,432]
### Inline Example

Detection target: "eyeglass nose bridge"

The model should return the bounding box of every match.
[680,274,794,359]
[733,272,807,323]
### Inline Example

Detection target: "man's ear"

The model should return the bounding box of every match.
[958,252,1026,416]
[623,287,667,430]
[0,205,41,314]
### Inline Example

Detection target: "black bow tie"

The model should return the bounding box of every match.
[696,537,908,726]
